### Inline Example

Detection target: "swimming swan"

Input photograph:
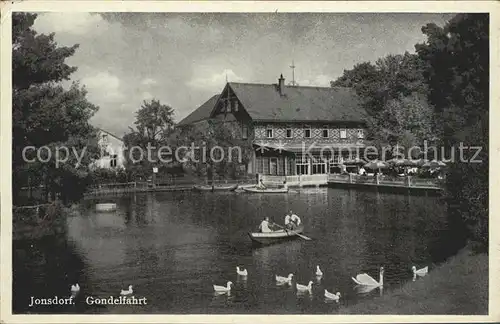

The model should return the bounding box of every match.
[412,265,428,276]
[275,273,294,285]
[120,285,133,296]
[236,266,248,276]
[213,281,232,293]
[296,281,313,293]
[324,289,341,301]
[352,267,384,287]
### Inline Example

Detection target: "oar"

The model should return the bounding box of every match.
[273,223,312,241]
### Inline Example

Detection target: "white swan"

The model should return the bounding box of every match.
[315,265,323,276]
[120,285,133,296]
[412,265,428,276]
[71,283,80,294]
[236,266,248,276]
[324,289,341,301]
[352,266,384,287]
[296,281,313,293]
[213,281,232,293]
[275,273,294,285]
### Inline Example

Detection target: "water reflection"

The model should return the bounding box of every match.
[14,188,453,314]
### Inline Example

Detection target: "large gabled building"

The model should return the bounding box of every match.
[178,75,368,176]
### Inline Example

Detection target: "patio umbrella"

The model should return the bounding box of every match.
[413,158,428,167]
[364,160,389,173]
[422,160,447,168]
[343,157,367,165]
[387,158,417,167]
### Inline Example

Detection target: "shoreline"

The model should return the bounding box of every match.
[339,246,488,315]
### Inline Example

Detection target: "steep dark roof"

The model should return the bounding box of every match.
[227,82,367,122]
[177,95,219,126]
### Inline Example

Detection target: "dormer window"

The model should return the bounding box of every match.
[266,128,273,138]
[357,129,364,139]
[286,128,292,138]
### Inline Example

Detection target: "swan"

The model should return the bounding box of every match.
[352,267,384,287]
[315,265,323,276]
[236,266,248,276]
[213,281,232,293]
[412,266,428,276]
[324,289,341,301]
[70,283,80,293]
[120,285,133,296]
[275,273,294,285]
[296,281,313,293]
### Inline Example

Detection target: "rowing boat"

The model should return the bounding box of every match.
[242,187,289,193]
[248,225,304,245]
[193,184,238,192]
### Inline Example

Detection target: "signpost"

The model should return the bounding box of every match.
[152,167,158,188]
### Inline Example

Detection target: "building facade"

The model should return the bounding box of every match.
[178,75,368,176]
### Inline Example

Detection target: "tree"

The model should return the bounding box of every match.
[332,52,436,156]
[122,99,175,179]
[12,13,99,205]
[332,53,428,117]
[376,93,437,154]
[133,99,175,145]
[416,13,489,250]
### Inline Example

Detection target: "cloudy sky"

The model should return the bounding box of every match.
[32,12,452,137]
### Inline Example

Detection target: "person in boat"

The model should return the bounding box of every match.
[259,217,274,233]
[284,211,292,229]
[257,179,267,190]
[289,210,301,229]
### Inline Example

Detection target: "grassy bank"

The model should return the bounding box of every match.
[340,247,488,315]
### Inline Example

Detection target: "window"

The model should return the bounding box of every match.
[303,126,311,138]
[234,100,239,112]
[328,154,341,174]
[357,129,364,139]
[242,125,248,139]
[286,128,292,138]
[322,126,329,138]
[220,102,226,113]
[110,154,117,168]
[102,134,108,143]
[266,128,273,138]
[340,128,347,139]
[312,156,327,174]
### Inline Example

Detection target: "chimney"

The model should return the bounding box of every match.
[278,74,285,96]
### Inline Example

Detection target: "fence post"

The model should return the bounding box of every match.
[349,174,353,184]
[407,176,412,187]
[376,174,380,185]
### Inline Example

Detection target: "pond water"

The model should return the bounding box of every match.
[13,187,461,314]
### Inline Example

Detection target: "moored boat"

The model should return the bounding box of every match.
[95,203,117,212]
[242,187,289,193]
[193,184,238,192]
[248,225,304,245]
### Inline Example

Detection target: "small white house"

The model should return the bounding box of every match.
[91,128,126,170]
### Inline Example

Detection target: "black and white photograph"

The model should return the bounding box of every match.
[1,1,497,322]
